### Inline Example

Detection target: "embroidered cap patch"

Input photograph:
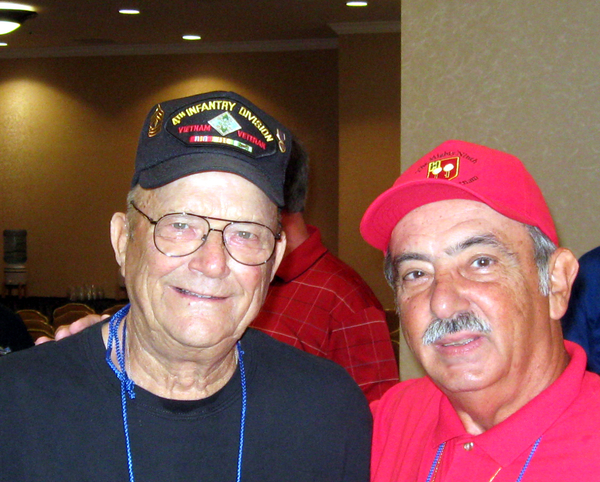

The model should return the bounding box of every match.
[427,156,460,180]
[165,97,285,159]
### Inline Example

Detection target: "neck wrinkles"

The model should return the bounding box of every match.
[121,315,240,401]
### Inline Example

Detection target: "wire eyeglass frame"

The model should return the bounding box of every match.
[130,201,281,266]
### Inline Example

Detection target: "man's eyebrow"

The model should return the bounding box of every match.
[445,233,513,258]
[392,252,432,267]
[390,233,516,270]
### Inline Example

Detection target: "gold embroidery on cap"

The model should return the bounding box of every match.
[148,105,165,138]
[276,129,287,153]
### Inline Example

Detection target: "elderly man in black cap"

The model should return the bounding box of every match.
[0,92,371,481]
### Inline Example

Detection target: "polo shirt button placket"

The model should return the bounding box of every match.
[463,441,474,451]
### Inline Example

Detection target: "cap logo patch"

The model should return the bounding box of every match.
[427,156,460,180]
[148,104,165,138]
[209,112,242,136]
[164,97,282,160]
[188,135,253,153]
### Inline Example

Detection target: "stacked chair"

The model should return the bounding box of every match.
[16,309,54,342]
[52,303,96,329]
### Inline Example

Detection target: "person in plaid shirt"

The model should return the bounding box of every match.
[251,138,399,402]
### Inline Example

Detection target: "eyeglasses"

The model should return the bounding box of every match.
[130,202,281,266]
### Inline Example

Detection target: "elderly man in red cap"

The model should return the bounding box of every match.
[361,140,600,481]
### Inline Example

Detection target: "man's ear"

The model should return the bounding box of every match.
[110,212,129,277]
[548,247,579,321]
[269,230,287,282]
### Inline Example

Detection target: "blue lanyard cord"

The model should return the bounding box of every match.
[236,342,247,482]
[105,305,136,482]
[120,379,135,482]
[105,306,247,482]
[426,442,446,482]
[515,436,542,482]
[106,305,135,399]
[427,436,542,482]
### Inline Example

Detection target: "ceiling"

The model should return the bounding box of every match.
[0,0,400,57]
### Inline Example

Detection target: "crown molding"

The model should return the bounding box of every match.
[329,21,400,35]
[0,37,338,59]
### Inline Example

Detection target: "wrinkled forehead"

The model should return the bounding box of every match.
[388,199,531,254]
[139,171,279,221]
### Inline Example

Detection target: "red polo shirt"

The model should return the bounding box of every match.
[371,341,600,481]
[251,226,398,402]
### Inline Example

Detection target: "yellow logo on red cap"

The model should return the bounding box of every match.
[427,156,460,180]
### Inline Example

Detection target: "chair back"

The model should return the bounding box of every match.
[53,310,96,329]
[17,309,54,341]
[52,303,95,319]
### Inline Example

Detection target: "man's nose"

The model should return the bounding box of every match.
[429,270,470,320]
[188,230,229,278]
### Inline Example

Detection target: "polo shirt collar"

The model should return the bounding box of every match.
[432,341,586,466]
[275,225,328,282]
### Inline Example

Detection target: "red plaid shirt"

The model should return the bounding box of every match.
[251,226,399,402]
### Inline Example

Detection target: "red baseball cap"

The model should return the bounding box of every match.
[360,140,558,252]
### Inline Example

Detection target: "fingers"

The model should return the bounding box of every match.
[53,325,72,341]
[69,314,108,333]
[52,314,111,342]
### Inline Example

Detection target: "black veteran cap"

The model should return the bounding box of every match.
[132,91,292,207]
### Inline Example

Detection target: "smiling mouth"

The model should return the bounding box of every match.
[175,287,224,300]
[441,337,476,347]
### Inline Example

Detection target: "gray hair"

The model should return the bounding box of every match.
[124,186,145,237]
[384,223,557,296]
[526,225,556,296]
[422,312,492,345]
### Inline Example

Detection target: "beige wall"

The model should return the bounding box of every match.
[399,0,600,380]
[402,0,600,257]
[338,33,401,310]
[0,38,400,303]
[0,50,339,297]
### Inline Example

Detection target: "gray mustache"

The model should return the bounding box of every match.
[422,312,491,345]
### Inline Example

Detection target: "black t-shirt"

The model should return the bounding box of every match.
[0,303,33,354]
[0,323,371,481]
